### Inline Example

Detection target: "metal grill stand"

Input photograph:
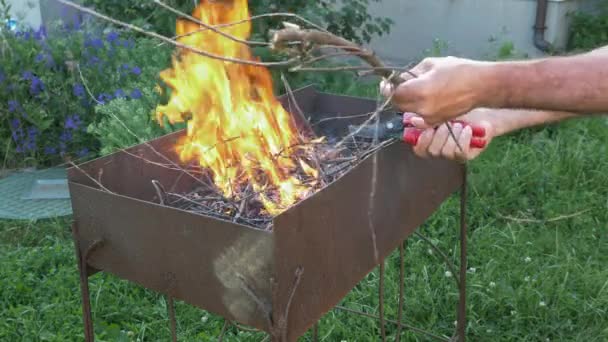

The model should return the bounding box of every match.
[68,87,468,342]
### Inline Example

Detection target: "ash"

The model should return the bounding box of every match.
[162,136,383,230]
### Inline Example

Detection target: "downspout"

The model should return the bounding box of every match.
[534,0,553,52]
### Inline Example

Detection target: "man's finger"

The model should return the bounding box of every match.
[455,126,472,161]
[380,79,393,97]
[427,123,450,157]
[408,116,433,129]
[412,128,433,159]
[441,123,463,160]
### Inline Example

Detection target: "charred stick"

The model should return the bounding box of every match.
[272,24,406,85]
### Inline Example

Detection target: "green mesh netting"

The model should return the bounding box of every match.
[0,168,72,220]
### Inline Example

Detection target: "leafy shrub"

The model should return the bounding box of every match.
[80,0,394,45]
[88,87,183,155]
[567,1,608,51]
[0,1,172,168]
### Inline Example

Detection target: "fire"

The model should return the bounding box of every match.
[155,0,319,215]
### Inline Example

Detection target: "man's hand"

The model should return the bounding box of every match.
[405,109,495,161]
[381,57,494,125]
[404,108,578,162]
[382,45,608,125]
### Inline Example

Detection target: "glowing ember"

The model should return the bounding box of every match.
[155,0,320,215]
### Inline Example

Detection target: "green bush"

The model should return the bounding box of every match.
[0,1,173,168]
[88,87,183,156]
[80,0,394,46]
[567,1,608,51]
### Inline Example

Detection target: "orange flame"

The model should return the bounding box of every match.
[156,0,318,215]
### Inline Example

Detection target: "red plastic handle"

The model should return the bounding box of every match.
[403,129,487,149]
[403,116,486,138]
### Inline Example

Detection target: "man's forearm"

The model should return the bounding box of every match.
[490,109,577,136]
[481,46,608,114]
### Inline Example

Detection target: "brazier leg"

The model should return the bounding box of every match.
[378,260,387,341]
[456,166,468,342]
[395,240,406,342]
[72,223,95,342]
[167,296,178,342]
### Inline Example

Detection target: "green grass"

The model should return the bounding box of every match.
[1,114,608,341]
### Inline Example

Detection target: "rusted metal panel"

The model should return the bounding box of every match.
[69,182,274,331]
[272,139,463,341]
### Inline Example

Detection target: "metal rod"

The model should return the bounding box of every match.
[72,224,95,342]
[218,319,229,342]
[414,231,460,288]
[335,306,449,342]
[312,322,319,342]
[378,260,387,341]
[168,296,178,342]
[395,240,406,342]
[457,165,468,341]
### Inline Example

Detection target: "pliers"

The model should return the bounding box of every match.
[348,113,487,148]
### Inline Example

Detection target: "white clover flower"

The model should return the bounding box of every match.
[445,271,453,278]
[201,315,209,323]
[524,276,530,282]
[539,301,546,307]
[510,310,517,316]
[468,267,476,273]
[489,281,496,288]
[524,256,532,263]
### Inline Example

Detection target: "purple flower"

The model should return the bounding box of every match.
[131,66,141,76]
[85,37,104,50]
[129,88,142,99]
[73,84,85,98]
[86,55,101,66]
[34,26,47,40]
[35,53,45,63]
[77,148,89,157]
[8,100,20,113]
[121,63,130,70]
[44,146,57,155]
[24,127,38,151]
[64,114,82,130]
[121,39,135,49]
[60,130,72,142]
[29,76,45,95]
[96,93,112,104]
[23,30,31,40]
[0,70,5,83]
[73,14,82,30]
[10,118,20,129]
[114,89,126,99]
[106,31,119,43]
[22,71,33,80]
[45,54,56,68]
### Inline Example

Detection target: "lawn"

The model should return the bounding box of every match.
[1,115,607,341]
